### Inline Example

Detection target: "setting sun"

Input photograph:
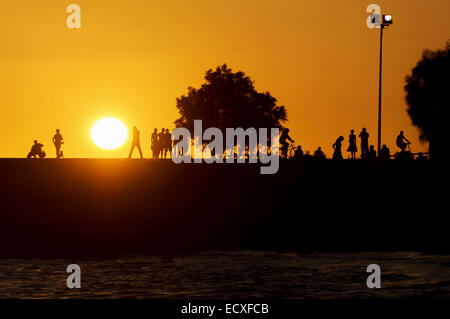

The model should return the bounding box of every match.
[91,118,128,150]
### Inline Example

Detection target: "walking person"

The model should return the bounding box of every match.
[128,126,143,159]
[52,129,64,159]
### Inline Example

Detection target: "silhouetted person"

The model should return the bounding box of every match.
[27,140,46,159]
[280,128,294,157]
[314,147,326,160]
[396,131,411,152]
[163,128,171,159]
[157,128,165,159]
[347,129,357,159]
[167,129,173,157]
[52,129,64,159]
[359,128,369,159]
[159,128,165,159]
[379,144,390,160]
[368,145,377,160]
[128,126,143,159]
[332,136,344,160]
[151,128,159,159]
[293,145,304,160]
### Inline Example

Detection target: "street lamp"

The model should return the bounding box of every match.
[377,14,393,155]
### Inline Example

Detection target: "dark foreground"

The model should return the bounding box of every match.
[0,158,446,257]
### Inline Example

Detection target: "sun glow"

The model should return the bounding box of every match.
[91,118,128,150]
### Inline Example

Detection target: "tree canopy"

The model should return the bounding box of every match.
[405,41,449,159]
[175,64,288,133]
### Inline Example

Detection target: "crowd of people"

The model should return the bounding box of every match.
[124,126,176,159]
[27,126,421,161]
[330,129,412,160]
[127,127,174,159]
[280,127,417,161]
[150,128,173,159]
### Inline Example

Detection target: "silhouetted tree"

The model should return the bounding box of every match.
[405,41,449,159]
[175,64,288,154]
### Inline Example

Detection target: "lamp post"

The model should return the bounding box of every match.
[377,14,393,155]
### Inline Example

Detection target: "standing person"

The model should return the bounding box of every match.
[167,128,173,158]
[128,126,143,159]
[164,128,172,159]
[347,129,357,159]
[332,136,344,160]
[151,128,159,159]
[157,128,165,159]
[52,129,64,159]
[359,128,369,159]
[163,128,167,159]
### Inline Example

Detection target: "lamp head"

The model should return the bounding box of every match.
[382,14,393,26]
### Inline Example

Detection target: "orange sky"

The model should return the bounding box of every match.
[0,0,449,158]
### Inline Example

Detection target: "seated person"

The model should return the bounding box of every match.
[396,131,411,151]
[294,145,304,159]
[27,140,46,158]
[280,128,294,156]
[368,145,377,160]
[314,147,326,160]
[379,144,390,160]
